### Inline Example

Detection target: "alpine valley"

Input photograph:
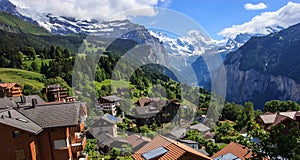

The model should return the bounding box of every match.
[1,0,300,109]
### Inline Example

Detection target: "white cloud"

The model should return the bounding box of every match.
[9,0,165,21]
[244,2,267,10]
[159,0,172,8]
[219,2,300,39]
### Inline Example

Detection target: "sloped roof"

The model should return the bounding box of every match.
[211,142,253,160]
[13,95,46,105]
[18,102,80,128]
[101,95,122,102]
[0,95,46,109]
[126,134,151,149]
[258,111,300,129]
[96,133,115,147]
[167,127,186,139]
[132,135,211,160]
[213,153,241,160]
[279,111,298,120]
[102,113,118,124]
[0,95,84,134]
[96,133,129,148]
[0,98,18,109]
[0,109,42,134]
[0,82,21,89]
[177,139,198,144]
[190,123,211,133]
[259,114,277,124]
[138,98,152,107]
[133,106,159,118]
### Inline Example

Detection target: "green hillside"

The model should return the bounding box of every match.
[0,11,50,35]
[0,68,45,89]
[0,12,85,54]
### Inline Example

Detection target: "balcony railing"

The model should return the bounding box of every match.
[70,122,85,132]
[71,137,86,153]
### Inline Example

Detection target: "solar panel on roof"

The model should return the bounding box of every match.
[142,147,168,160]
[107,114,118,122]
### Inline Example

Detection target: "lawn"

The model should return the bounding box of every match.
[23,58,53,70]
[0,68,45,89]
[94,79,132,92]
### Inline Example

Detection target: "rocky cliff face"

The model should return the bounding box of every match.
[224,49,300,109]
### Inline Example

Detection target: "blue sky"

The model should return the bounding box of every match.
[11,0,300,40]
[159,0,300,39]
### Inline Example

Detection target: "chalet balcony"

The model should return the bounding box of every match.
[102,106,116,111]
[71,137,86,153]
[70,122,85,132]
[11,90,21,94]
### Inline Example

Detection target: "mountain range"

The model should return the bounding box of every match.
[1,0,299,108]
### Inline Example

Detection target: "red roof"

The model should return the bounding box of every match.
[0,83,20,89]
[132,135,211,160]
[211,142,253,160]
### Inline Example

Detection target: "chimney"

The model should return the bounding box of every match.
[32,99,37,108]
[20,95,26,103]
[8,111,11,118]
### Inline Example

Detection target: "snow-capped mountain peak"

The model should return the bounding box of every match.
[149,30,217,56]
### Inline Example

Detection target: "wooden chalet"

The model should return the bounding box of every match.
[96,95,122,116]
[255,111,300,131]
[0,82,22,97]
[0,96,88,160]
[44,84,74,102]
[132,98,180,126]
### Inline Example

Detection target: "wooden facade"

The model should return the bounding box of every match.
[97,96,122,116]
[0,83,22,97]
[0,99,88,160]
[44,85,69,102]
[0,124,38,160]
[0,122,87,160]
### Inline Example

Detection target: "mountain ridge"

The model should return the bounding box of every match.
[0,11,49,35]
[223,23,300,108]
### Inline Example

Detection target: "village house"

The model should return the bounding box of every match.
[126,134,151,152]
[132,98,180,126]
[189,123,211,134]
[89,113,132,154]
[166,126,187,140]
[43,84,74,102]
[96,95,122,116]
[90,113,118,137]
[131,135,212,160]
[0,82,22,97]
[95,132,129,154]
[255,111,300,131]
[0,95,88,160]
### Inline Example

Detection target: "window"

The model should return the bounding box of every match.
[13,131,20,138]
[15,149,26,160]
[54,139,67,150]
